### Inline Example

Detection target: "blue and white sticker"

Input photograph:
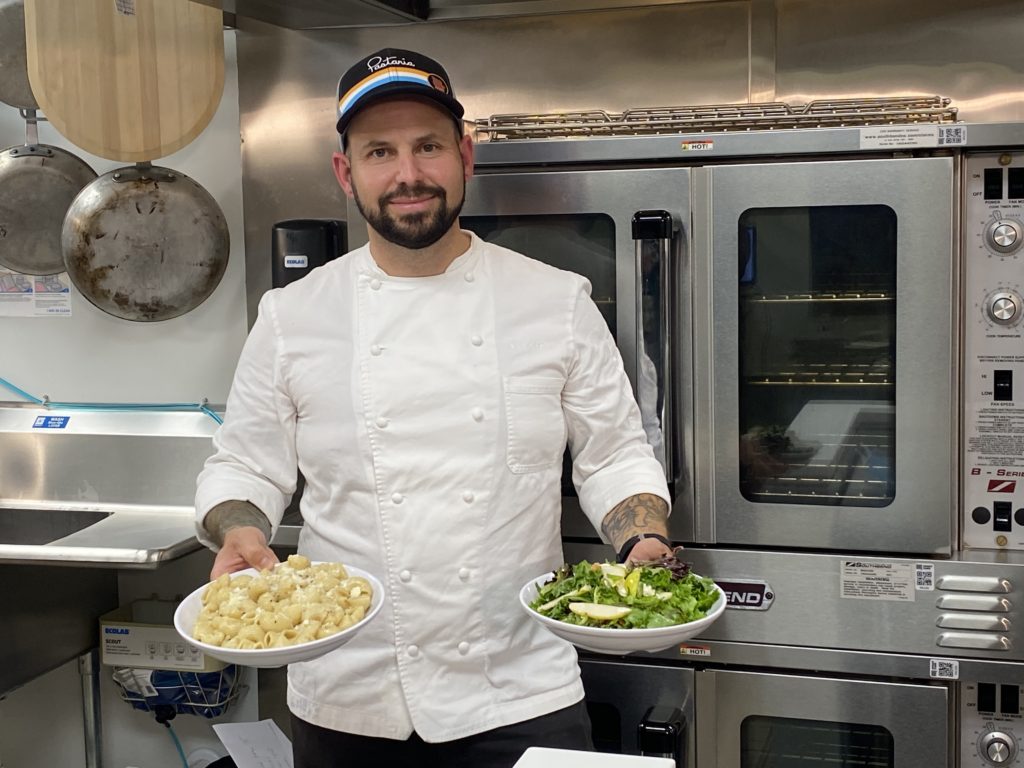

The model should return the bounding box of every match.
[284,255,309,269]
[33,415,70,429]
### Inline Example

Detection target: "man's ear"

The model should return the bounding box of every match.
[460,132,475,183]
[333,151,355,199]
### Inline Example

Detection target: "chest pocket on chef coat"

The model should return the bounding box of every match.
[503,376,567,473]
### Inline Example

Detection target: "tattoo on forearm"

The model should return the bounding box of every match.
[204,500,272,546]
[601,493,669,550]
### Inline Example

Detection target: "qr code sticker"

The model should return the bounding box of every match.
[915,563,935,591]
[937,125,966,146]
[930,659,959,680]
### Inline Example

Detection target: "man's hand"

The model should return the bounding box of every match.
[600,493,673,563]
[211,526,279,579]
[623,535,673,564]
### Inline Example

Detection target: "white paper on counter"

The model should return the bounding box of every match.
[212,718,294,768]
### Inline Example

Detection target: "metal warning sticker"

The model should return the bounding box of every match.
[840,560,915,602]
[679,644,711,657]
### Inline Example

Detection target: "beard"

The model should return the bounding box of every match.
[353,179,465,250]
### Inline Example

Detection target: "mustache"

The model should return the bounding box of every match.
[381,183,446,205]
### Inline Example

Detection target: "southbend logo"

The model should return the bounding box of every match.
[716,579,774,610]
[367,55,416,72]
[845,561,889,568]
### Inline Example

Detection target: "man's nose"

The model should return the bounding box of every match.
[393,150,423,185]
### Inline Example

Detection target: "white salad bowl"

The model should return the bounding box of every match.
[174,564,384,668]
[519,572,726,655]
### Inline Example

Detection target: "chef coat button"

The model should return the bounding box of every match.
[407,645,419,658]
[462,490,474,503]
[392,492,404,505]
[399,570,412,583]
[470,334,483,346]
[375,416,389,429]
[471,408,484,422]
[370,344,383,356]
[464,271,475,283]
[370,278,382,290]
[458,568,470,581]
[458,641,470,655]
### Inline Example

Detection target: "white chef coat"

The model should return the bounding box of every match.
[195,231,670,742]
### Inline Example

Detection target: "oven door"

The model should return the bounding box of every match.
[696,669,952,767]
[692,157,955,554]
[459,167,692,538]
[580,657,694,767]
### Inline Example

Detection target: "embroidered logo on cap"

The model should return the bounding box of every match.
[428,74,449,94]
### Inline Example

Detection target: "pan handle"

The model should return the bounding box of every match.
[20,108,39,146]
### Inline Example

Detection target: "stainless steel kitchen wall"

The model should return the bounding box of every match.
[236,0,1024,322]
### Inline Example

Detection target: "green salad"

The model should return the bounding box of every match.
[529,555,719,629]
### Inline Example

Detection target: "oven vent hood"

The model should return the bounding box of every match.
[197,0,718,29]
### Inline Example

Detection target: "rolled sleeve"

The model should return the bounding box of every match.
[562,286,670,541]
[195,292,298,549]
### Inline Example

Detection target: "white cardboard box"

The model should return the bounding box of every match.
[100,599,225,672]
[514,747,675,767]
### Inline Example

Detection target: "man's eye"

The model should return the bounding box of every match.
[369,148,389,159]
[421,143,439,153]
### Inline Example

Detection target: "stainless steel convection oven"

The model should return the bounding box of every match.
[348,100,1024,767]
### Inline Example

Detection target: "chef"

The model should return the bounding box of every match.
[194,47,673,767]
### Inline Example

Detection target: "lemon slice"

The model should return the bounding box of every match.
[568,602,632,621]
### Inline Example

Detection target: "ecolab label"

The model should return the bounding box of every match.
[32,415,69,429]
[284,255,309,268]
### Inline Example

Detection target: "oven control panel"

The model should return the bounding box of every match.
[962,681,1023,765]
[964,152,1024,551]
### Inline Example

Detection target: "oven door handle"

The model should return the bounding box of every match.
[632,210,675,481]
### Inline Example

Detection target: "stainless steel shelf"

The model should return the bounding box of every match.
[475,96,957,141]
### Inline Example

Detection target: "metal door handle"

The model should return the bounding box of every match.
[632,210,675,479]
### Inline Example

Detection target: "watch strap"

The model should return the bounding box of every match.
[616,532,672,563]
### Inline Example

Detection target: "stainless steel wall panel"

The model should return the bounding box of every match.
[775,0,1024,124]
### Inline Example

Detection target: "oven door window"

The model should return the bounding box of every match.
[741,715,894,767]
[737,205,897,508]
[461,214,617,334]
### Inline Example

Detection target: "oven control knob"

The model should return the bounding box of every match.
[986,219,1024,254]
[980,731,1016,765]
[987,291,1022,326]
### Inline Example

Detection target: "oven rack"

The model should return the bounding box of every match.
[747,362,892,385]
[745,292,893,303]
[473,96,957,141]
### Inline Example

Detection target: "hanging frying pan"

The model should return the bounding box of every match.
[62,162,228,321]
[0,0,96,276]
[23,0,229,321]
[0,110,97,275]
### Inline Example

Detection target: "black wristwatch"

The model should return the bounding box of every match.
[616,533,672,563]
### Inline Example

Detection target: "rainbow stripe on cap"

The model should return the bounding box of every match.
[338,66,436,118]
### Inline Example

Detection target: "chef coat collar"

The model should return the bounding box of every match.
[361,230,482,282]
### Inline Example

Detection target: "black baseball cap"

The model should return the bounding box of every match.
[336,48,465,139]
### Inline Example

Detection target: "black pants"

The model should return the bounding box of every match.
[291,700,594,768]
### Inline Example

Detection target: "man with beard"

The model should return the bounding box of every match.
[194,48,672,767]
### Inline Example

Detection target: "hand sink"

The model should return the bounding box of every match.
[0,508,112,545]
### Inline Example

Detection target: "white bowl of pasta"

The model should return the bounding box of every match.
[173,556,385,668]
